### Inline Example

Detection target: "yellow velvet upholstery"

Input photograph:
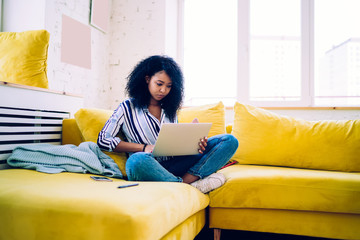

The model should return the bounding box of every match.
[208,102,360,239]
[232,102,360,172]
[209,165,360,239]
[209,208,360,240]
[160,210,206,240]
[225,125,232,134]
[178,102,226,137]
[211,165,360,214]
[74,108,113,143]
[62,119,83,145]
[0,169,209,240]
[0,30,50,89]
[74,108,128,176]
[3,102,360,240]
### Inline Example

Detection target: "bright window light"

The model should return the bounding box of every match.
[183,0,238,106]
[314,0,360,106]
[183,0,360,107]
[250,0,301,101]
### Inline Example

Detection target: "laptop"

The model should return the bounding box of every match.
[152,123,212,157]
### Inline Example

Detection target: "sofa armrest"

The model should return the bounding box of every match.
[62,119,84,146]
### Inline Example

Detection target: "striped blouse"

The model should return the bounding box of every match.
[97,98,176,160]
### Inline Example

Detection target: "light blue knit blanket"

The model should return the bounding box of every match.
[7,142,123,178]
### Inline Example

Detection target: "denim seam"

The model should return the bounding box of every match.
[186,171,202,179]
[188,138,223,178]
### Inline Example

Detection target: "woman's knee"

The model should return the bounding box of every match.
[126,153,153,172]
[226,134,238,146]
[218,134,239,149]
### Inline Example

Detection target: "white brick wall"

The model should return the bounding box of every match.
[108,0,179,110]
[45,0,177,110]
[2,0,112,109]
[45,0,112,109]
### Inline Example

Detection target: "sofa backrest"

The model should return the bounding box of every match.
[66,102,228,176]
[62,119,83,146]
[231,102,360,172]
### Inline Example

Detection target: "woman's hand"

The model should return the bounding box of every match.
[192,118,207,154]
[198,137,208,154]
[192,118,199,123]
[144,144,155,153]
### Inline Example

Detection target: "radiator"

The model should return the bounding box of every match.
[0,106,70,169]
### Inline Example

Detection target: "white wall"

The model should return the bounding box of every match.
[44,0,111,109]
[107,0,179,110]
[2,0,46,31]
[1,0,178,110]
[2,0,112,109]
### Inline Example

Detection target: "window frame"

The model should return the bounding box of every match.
[180,0,321,107]
[0,0,3,32]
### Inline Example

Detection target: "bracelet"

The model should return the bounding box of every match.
[142,144,147,152]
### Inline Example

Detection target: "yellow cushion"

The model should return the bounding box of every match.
[226,125,232,134]
[62,119,84,146]
[0,30,50,89]
[232,102,360,172]
[0,169,209,240]
[74,108,127,175]
[103,152,127,177]
[74,108,113,143]
[210,164,360,214]
[178,102,225,137]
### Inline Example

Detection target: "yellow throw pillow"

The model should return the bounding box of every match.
[178,102,226,137]
[0,30,50,88]
[226,125,232,134]
[232,102,360,172]
[103,152,127,177]
[74,108,128,176]
[74,108,113,143]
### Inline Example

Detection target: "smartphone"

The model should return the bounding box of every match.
[90,176,113,182]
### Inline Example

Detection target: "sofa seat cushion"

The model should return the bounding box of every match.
[0,169,209,240]
[210,165,360,214]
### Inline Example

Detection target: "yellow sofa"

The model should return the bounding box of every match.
[1,102,360,240]
[0,108,212,240]
[210,102,360,240]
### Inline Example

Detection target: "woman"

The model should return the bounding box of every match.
[98,55,238,193]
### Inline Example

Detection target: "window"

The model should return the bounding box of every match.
[314,0,360,106]
[249,0,301,102]
[183,0,238,106]
[183,0,360,107]
[0,0,2,31]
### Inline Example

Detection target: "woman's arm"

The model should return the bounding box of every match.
[114,141,154,153]
[97,104,125,152]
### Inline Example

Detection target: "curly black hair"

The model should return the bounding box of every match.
[125,55,184,122]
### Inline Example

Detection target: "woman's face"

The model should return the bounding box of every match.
[146,70,172,105]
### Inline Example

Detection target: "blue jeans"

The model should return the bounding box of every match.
[125,134,239,182]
